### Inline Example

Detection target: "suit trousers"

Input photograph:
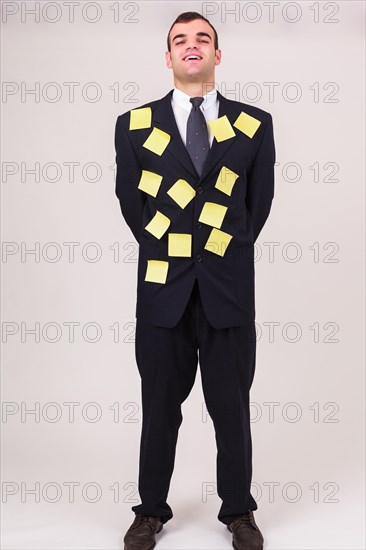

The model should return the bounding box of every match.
[131,278,258,525]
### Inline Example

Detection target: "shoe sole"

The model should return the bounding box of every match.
[124,523,163,550]
[231,542,263,550]
[227,524,264,550]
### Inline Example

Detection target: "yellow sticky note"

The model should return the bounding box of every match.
[143,127,171,156]
[204,228,233,256]
[233,111,261,138]
[208,115,236,142]
[137,170,163,197]
[144,211,171,239]
[215,166,239,196]
[145,260,169,284]
[168,233,192,257]
[167,179,196,209]
[129,107,152,130]
[198,202,228,229]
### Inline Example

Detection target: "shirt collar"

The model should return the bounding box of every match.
[172,86,218,113]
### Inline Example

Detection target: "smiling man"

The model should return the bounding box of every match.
[115,11,275,550]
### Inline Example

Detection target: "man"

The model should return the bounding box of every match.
[115,11,275,550]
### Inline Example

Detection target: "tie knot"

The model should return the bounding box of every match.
[190,96,204,109]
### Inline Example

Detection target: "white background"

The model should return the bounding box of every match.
[1,1,365,548]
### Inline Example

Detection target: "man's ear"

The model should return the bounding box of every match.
[215,49,222,66]
[165,51,172,69]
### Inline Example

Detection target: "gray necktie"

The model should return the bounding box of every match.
[186,96,210,177]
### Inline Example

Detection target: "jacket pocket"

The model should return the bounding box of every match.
[232,245,255,308]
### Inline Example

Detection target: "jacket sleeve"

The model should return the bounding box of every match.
[245,112,276,243]
[114,114,146,244]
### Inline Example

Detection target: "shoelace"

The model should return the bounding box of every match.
[232,511,257,531]
[134,515,156,530]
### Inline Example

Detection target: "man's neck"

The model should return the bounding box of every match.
[173,80,216,98]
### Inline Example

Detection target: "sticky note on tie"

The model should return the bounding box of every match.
[215,166,239,196]
[137,170,163,197]
[143,127,171,156]
[129,107,152,130]
[167,179,196,209]
[168,233,192,257]
[233,111,261,138]
[144,211,171,239]
[204,228,233,256]
[207,115,236,142]
[145,260,169,284]
[198,202,228,229]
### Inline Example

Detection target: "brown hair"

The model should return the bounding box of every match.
[167,12,219,51]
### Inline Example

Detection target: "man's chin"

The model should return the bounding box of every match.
[181,69,209,81]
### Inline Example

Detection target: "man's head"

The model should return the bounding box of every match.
[165,12,221,89]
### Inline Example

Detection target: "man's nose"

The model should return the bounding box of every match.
[186,41,199,50]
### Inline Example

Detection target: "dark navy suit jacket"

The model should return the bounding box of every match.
[114,89,276,328]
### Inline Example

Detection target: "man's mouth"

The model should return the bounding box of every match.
[183,55,203,62]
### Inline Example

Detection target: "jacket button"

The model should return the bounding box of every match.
[197,186,203,194]
[196,254,202,262]
[197,222,202,229]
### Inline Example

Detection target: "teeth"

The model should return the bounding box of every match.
[185,55,201,60]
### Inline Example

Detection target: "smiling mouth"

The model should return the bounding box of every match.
[183,55,203,62]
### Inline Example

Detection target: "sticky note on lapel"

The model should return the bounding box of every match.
[207,115,236,142]
[233,111,261,138]
[143,127,171,155]
[129,107,152,130]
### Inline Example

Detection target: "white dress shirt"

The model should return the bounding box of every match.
[171,87,219,147]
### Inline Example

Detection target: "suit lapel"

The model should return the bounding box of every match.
[152,89,197,179]
[201,90,238,181]
[152,89,240,182]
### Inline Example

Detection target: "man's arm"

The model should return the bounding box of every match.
[114,114,146,244]
[245,112,276,243]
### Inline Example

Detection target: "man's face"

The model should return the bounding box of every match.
[165,19,221,83]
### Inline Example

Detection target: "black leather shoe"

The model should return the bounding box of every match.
[227,510,264,550]
[123,514,163,550]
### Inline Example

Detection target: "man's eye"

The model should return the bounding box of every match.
[175,39,209,45]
